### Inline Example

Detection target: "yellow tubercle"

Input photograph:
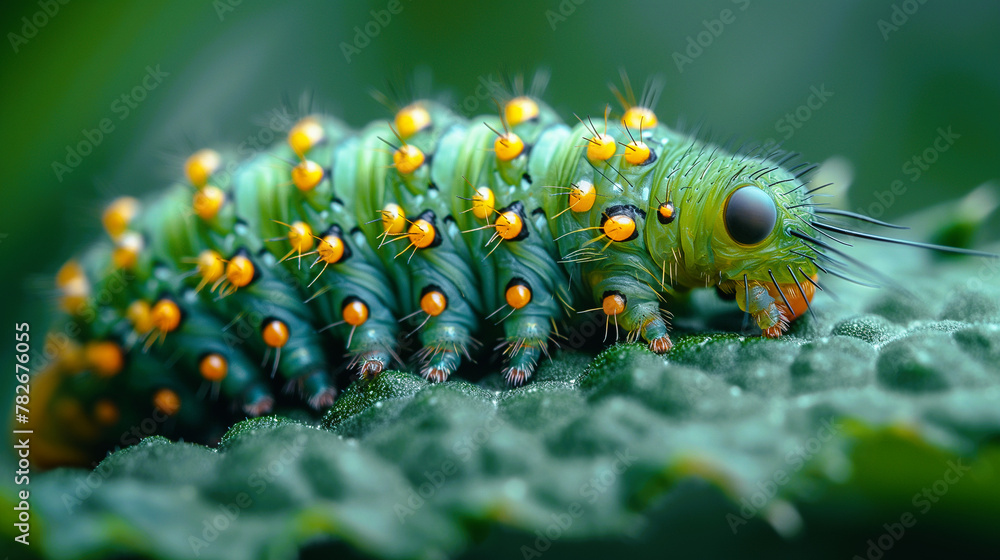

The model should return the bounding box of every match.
[381,203,406,234]
[111,232,144,270]
[472,187,495,220]
[622,106,658,130]
[623,141,652,165]
[318,235,346,264]
[226,255,255,288]
[393,144,425,174]
[586,133,616,162]
[102,197,139,240]
[197,250,225,283]
[56,260,90,314]
[287,221,315,252]
[185,149,221,188]
[288,117,325,156]
[603,214,636,242]
[292,160,324,191]
[407,219,436,249]
[395,104,432,139]
[569,181,596,213]
[126,300,154,334]
[494,132,524,162]
[192,185,225,220]
[151,299,182,333]
[505,97,539,126]
[495,211,523,240]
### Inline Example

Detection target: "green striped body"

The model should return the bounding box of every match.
[32,94,821,465]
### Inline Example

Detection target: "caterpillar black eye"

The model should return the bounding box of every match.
[724,186,777,246]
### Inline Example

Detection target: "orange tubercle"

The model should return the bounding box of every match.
[764,275,817,323]
[261,320,289,348]
[84,341,124,377]
[199,353,229,381]
[602,293,626,316]
[153,388,181,416]
[505,283,532,309]
[342,299,369,327]
[420,290,448,317]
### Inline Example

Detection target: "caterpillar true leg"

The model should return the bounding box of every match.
[498,292,554,386]
[406,259,479,382]
[728,269,817,337]
[586,261,674,352]
[487,220,570,384]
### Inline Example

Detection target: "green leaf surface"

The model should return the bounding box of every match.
[7,215,1000,560]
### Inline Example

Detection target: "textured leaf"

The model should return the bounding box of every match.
[8,211,1000,560]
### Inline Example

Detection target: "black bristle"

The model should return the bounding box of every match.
[812,222,998,258]
[814,209,908,230]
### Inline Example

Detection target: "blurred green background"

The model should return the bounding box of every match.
[0,0,997,450]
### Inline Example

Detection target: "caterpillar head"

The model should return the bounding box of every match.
[646,156,819,308]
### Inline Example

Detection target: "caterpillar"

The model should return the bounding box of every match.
[28,74,996,467]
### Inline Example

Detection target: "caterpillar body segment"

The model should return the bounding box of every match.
[48,79,957,467]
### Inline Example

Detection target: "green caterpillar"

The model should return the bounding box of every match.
[30,75,994,467]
